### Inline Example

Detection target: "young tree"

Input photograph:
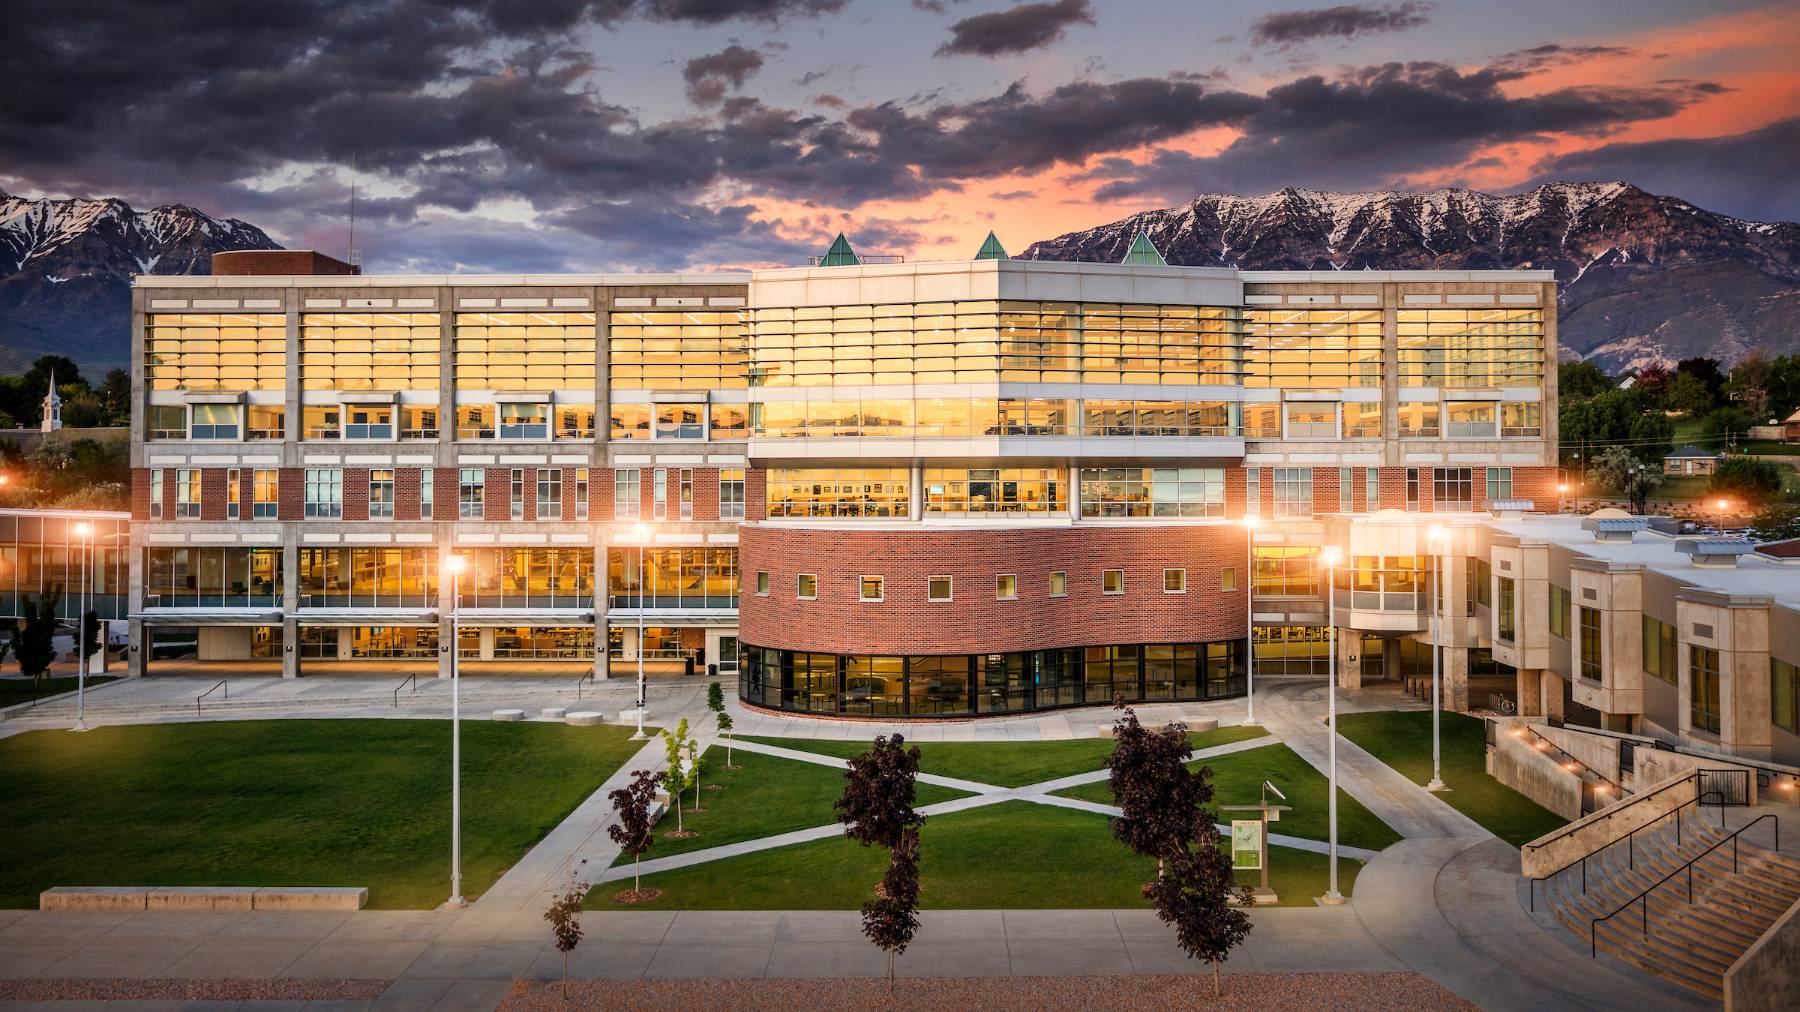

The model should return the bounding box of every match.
[706,679,725,715]
[1104,708,1207,876]
[660,719,697,832]
[836,735,927,991]
[14,590,60,686]
[715,707,736,767]
[1665,371,1714,415]
[1141,810,1254,997]
[862,826,922,992]
[606,769,660,895]
[1634,361,1672,408]
[542,862,589,991]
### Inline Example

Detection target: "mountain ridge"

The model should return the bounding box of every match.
[1023,181,1800,372]
[0,190,281,374]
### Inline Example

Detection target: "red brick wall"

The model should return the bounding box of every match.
[131,469,152,520]
[1512,466,1562,510]
[563,467,579,520]
[522,468,538,522]
[396,468,422,521]
[238,469,256,519]
[1378,466,1407,510]
[1312,467,1340,515]
[1224,467,1246,516]
[435,468,460,519]
[595,467,615,519]
[342,468,369,521]
[694,467,720,521]
[739,524,1248,655]
[640,468,656,520]
[746,467,766,518]
[278,468,304,520]
[484,467,510,521]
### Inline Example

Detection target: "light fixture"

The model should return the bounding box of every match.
[444,555,467,574]
[1427,523,1447,543]
[73,521,92,538]
[1319,545,1343,568]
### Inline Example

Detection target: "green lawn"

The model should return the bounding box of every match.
[592,799,1359,910]
[0,676,119,708]
[0,719,647,908]
[1334,711,1565,847]
[1742,440,1800,457]
[614,745,969,865]
[738,724,1269,789]
[1054,742,1402,852]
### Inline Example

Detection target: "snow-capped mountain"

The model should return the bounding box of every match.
[0,191,281,374]
[1024,182,1800,372]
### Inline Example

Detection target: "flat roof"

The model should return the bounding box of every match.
[1489,513,1800,609]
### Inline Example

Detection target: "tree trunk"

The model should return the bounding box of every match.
[634,855,641,893]
[1212,957,1220,997]
[888,950,895,994]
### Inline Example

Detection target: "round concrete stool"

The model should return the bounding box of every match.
[566,711,605,726]
[492,708,525,721]
[541,706,568,720]
[1181,717,1220,733]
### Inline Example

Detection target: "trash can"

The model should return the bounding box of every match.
[708,663,718,678]
[685,655,696,677]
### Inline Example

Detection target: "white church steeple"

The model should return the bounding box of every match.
[40,370,62,433]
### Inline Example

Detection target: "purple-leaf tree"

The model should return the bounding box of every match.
[1103,707,1206,876]
[1142,809,1254,997]
[836,734,927,990]
[542,862,590,992]
[606,769,660,895]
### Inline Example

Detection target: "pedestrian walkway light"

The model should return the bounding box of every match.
[1241,514,1259,725]
[72,521,92,733]
[444,553,467,909]
[1426,525,1448,793]
[1319,544,1345,905]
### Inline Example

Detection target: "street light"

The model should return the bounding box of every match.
[1241,514,1259,725]
[627,523,652,740]
[443,553,467,909]
[1425,525,1448,792]
[72,521,92,733]
[1714,498,1730,535]
[1319,543,1346,905]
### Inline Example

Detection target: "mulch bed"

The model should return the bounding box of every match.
[0,979,390,1002]
[611,887,664,905]
[500,972,1478,1010]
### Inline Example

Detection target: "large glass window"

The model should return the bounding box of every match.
[1252,547,1318,597]
[146,313,286,391]
[1502,401,1543,438]
[301,313,440,390]
[498,403,549,439]
[614,469,640,519]
[1445,401,1497,439]
[711,403,749,439]
[605,547,736,609]
[1433,467,1474,510]
[343,405,392,440]
[1284,403,1336,439]
[1244,309,1382,388]
[1578,606,1602,682]
[369,469,394,519]
[1342,402,1381,438]
[1252,625,1331,676]
[297,548,437,607]
[926,468,1064,514]
[1340,556,1421,611]
[537,469,561,520]
[1398,402,1441,438]
[144,548,283,607]
[189,403,240,439]
[1691,646,1721,734]
[654,404,707,439]
[455,312,596,391]
[455,404,495,440]
[1397,308,1544,388]
[609,403,651,440]
[175,468,202,518]
[1497,576,1516,642]
[1079,400,1235,437]
[1642,615,1677,684]
[1077,468,1225,518]
[253,469,279,519]
[1548,585,1571,640]
[720,468,745,519]
[458,548,595,608]
[1273,467,1313,517]
[1774,657,1799,734]
[766,468,909,518]
[458,468,484,518]
[610,310,746,390]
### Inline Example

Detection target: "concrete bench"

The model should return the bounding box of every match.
[1174,717,1220,733]
[42,886,366,912]
[566,711,605,726]
[492,708,525,721]
[541,706,568,720]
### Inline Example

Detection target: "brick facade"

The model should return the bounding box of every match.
[396,468,422,522]
[739,524,1249,656]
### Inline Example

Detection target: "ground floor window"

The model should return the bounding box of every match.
[1690,645,1721,734]
[739,640,1245,717]
[463,626,595,660]
[1252,625,1331,677]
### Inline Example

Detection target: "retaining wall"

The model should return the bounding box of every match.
[1725,896,1800,1012]
[1519,770,1697,879]
[1493,724,1583,823]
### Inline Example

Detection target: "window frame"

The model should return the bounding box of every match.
[1163,568,1186,594]
[1101,569,1125,595]
[927,575,954,602]
[995,573,1018,600]
[860,575,884,602]
[796,573,818,600]
[1048,571,1067,597]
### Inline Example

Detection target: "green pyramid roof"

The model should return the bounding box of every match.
[820,233,860,267]
[974,231,1008,260]
[1121,231,1167,266]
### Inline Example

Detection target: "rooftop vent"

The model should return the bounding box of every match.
[1675,538,1757,568]
[1582,516,1649,543]
[1488,499,1535,518]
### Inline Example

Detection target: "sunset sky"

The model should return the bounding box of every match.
[6,0,1796,273]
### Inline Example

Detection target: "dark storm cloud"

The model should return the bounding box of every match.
[934,0,1095,58]
[1249,2,1432,47]
[1071,62,1717,203]
[1489,44,1634,74]
[1524,117,1800,223]
[683,45,765,105]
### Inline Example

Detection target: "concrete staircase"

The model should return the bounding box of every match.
[1543,816,1799,1001]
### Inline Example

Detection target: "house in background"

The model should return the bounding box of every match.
[1786,407,1800,444]
[1662,444,1721,476]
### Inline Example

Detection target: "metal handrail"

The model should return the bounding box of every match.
[393,673,417,708]
[195,679,227,716]
[1525,771,1706,853]
[575,671,595,699]
[1589,814,1781,957]
[1525,772,1728,911]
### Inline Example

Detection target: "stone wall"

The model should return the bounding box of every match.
[1725,897,1800,1012]
[1519,769,1697,879]
[1534,724,1624,784]
[1493,724,1583,824]
[1634,748,1761,805]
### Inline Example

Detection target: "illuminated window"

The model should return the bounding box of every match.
[252,470,278,519]
[1398,402,1440,438]
[247,404,285,440]
[1578,606,1602,682]
[146,313,286,391]
[556,405,595,439]
[455,404,495,440]
[499,403,549,439]
[1342,402,1381,438]
[1252,547,1318,597]
[609,403,651,440]
[1691,646,1720,733]
[1244,309,1382,388]
[1242,404,1280,438]
[925,468,1064,515]
[797,573,818,599]
[928,576,953,601]
[1049,571,1067,597]
[610,310,746,390]
[655,403,707,439]
[302,313,440,391]
[401,405,438,439]
[368,470,394,519]
[861,576,884,601]
[573,468,588,521]
[1397,308,1543,388]
[1101,570,1124,594]
[1163,569,1185,593]
[720,469,745,519]
[343,405,392,440]
[455,312,595,391]
[175,468,201,518]
[996,574,1017,600]
[1445,401,1496,438]
[614,469,640,520]
[1501,401,1543,438]
[711,403,749,439]
[1284,403,1336,439]
[766,468,910,518]
[537,469,561,520]
[1079,468,1225,518]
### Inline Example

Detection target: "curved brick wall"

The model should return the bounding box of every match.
[738,523,1249,656]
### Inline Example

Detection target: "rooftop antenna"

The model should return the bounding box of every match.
[348,150,360,269]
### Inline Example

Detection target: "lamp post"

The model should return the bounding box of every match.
[628,523,651,740]
[72,521,92,732]
[1425,525,1448,792]
[1319,544,1345,905]
[1242,514,1259,724]
[443,553,467,909]
[1714,498,1730,536]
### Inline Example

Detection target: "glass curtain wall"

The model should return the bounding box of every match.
[606,547,737,609]
[0,514,130,619]
[144,548,282,607]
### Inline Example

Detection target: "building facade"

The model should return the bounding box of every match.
[127,242,1562,719]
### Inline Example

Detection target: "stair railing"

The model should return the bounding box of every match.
[1589,814,1781,957]
[393,673,417,708]
[195,679,227,716]
[1524,771,1726,910]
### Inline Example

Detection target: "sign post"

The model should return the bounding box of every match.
[1222,780,1290,905]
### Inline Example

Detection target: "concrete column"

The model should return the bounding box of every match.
[281,615,300,678]
[479,627,494,660]
[127,618,147,677]
[1067,459,1081,520]
[281,540,300,678]
[1444,644,1469,712]
[1383,637,1402,684]
[1542,670,1566,721]
[1516,668,1543,717]
[909,465,923,521]
[595,614,610,679]
[336,627,352,661]
[1335,626,1362,689]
